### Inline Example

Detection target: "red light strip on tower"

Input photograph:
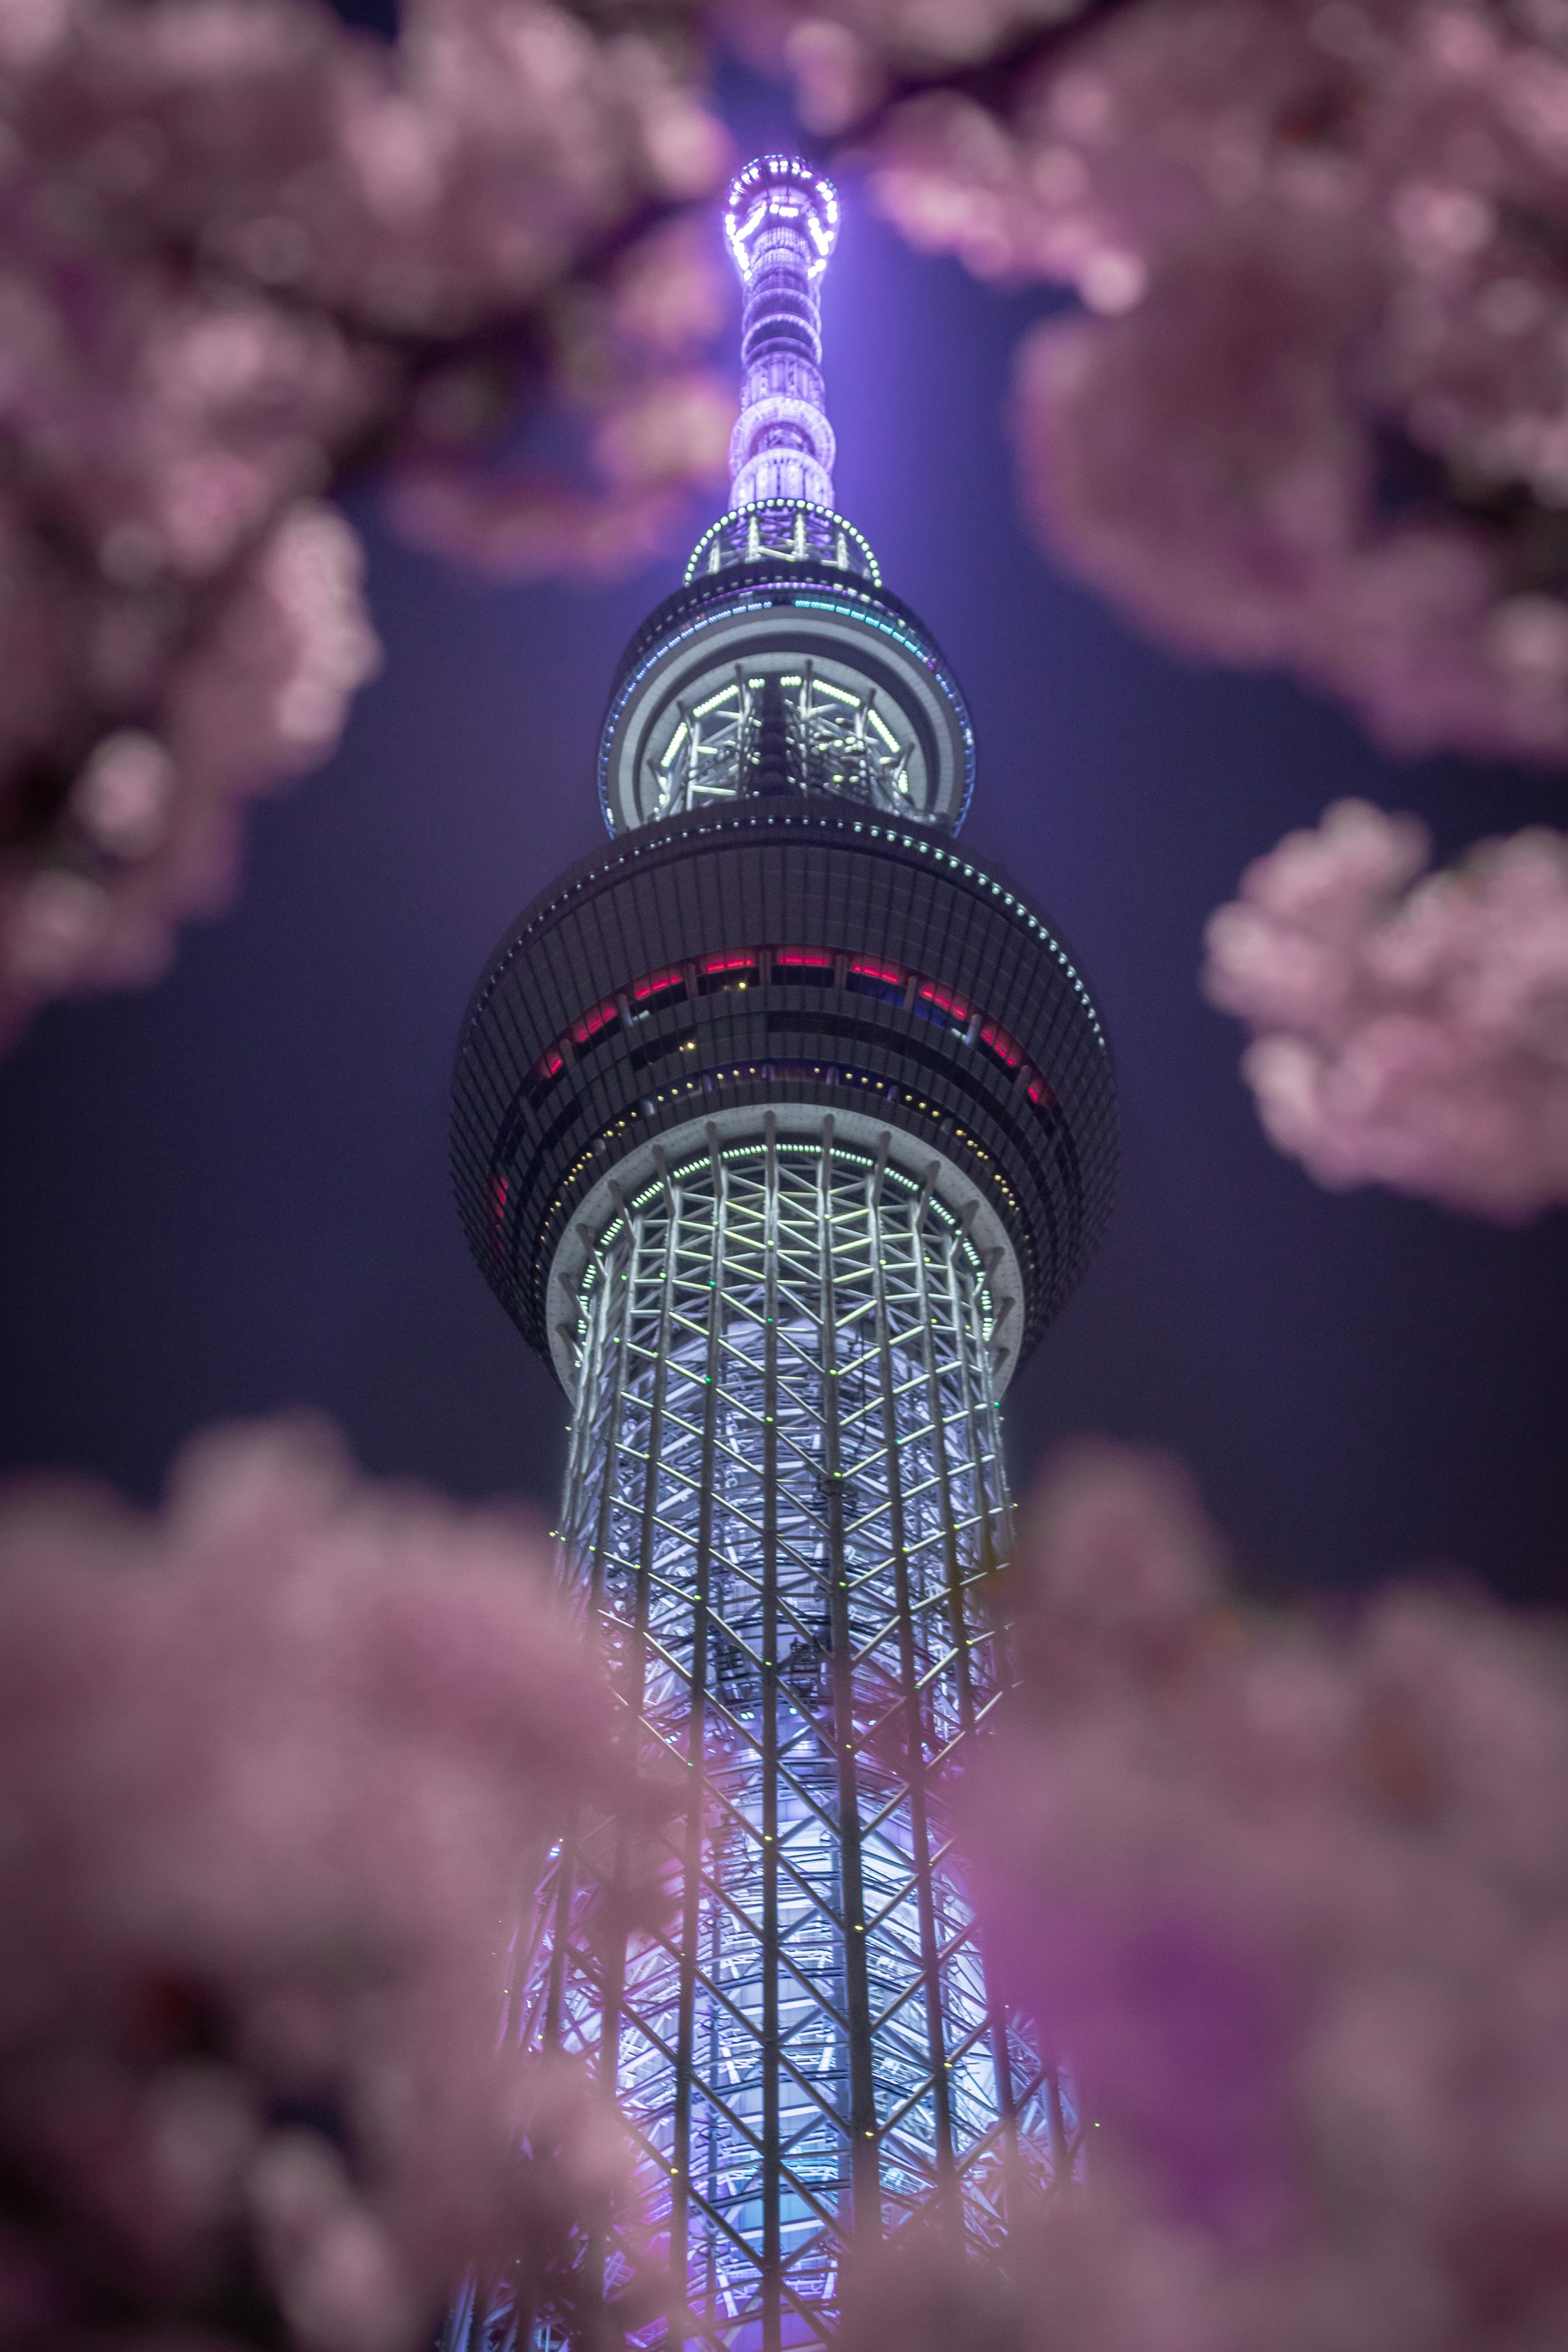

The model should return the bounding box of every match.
[916,980,972,1021]
[980,1020,1025,1071]
[632,966,686,1001]
[526,949,1056,1111]
[570,999,617,1045]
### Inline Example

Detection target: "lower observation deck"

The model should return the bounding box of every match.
[452,800,1116,1386]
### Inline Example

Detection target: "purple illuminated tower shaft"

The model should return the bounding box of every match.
[726,156,838,511]
[448,156,1117,2352]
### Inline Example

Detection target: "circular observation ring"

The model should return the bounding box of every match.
[596,565,976,836]
[452,800,1116,1386]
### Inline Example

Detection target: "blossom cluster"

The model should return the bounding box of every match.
[0,1417,640,2352]
[0,0,730,1046]
[731,0,1112,135]
[1203,799,1568,1218]
[845,1438,1568,2352]
[761,0,1568,763]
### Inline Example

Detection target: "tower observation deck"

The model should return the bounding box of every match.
[450,156,1116,2352]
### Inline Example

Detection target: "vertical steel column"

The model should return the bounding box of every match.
[542,1230,637,2053]
[867,1148,956,2217]
[910,1197,978,1744]
[816,1122,881,2248]
[761,1116,782,2352]
[593,1185,680,2319]
[673,1136,727,2333]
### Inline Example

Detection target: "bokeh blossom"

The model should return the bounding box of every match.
[0,1417,647,2352]
[0,0,730,1045]
[755,0,1568,763]
[731,0,1115,141]
[32,0,1568,1048]
[844,1438,1568,2352]
[1203,800,1568,1218]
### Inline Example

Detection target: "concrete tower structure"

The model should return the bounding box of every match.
[451,157,1116,2352]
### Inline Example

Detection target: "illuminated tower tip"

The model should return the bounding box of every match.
[724,155,840,511]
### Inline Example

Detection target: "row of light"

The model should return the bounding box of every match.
[684,501,881,589]
[497,807,1103,1050]
[523,942,1058,1111]
[722,155,840,283]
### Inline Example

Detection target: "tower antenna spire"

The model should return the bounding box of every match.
[724,155,840,511]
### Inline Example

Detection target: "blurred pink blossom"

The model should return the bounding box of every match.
[0,0,729,1044]
[1203,800,1568,1218]
[389,454,722,586]
[729,1,1112,138]
[0,1416,643,2352]
[846,1438,1568,2352]
[754,0,1568,762]
[0,501,379,1032]
[389,220,733,582]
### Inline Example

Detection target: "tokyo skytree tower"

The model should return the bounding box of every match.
[450,156,1116,2352]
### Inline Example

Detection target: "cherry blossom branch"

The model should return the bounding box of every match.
[0,0,731,1048]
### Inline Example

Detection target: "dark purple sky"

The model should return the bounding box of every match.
[2,69,1566,1604]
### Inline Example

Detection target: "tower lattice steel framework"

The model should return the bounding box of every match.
[450,156,1117,2352]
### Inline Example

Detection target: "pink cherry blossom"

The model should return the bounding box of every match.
[0,0,729,1046]
[0,1416,645,2352]
[0,501,380,1034]
[732,1,1112,138]
[844,1437,1568,2352]
[756,0,1568,763]
[388,218,733,583]
[1203,800,1568,1218]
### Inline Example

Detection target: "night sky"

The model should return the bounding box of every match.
[3,70,1566,1607]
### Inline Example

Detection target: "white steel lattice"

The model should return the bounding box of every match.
[646,670,916,820]
[504,1127,1079,2351]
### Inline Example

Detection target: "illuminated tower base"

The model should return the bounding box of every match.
[543,1119,1043,2345]
[450,159,1116,2351]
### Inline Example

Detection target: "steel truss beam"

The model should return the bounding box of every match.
[466,1123,1077,2352]
[648,668,917,821]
